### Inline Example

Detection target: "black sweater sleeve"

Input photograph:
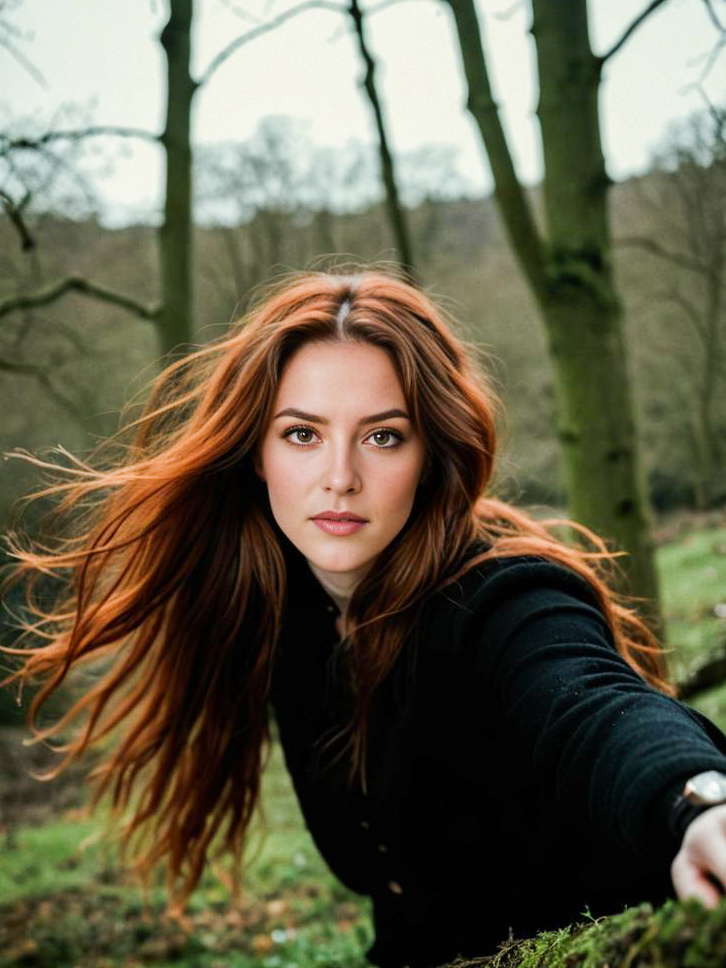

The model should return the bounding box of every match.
[457,559,726,859]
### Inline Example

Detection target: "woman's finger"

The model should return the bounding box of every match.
[671,848,723,909]
[671,853,722,908]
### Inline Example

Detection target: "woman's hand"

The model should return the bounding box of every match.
[671,804,726,907]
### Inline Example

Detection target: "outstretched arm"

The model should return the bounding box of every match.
[459,558,726,888]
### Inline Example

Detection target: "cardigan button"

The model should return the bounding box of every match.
[377,843,388,853]
[360,820,370,830]
[387,880,403,895]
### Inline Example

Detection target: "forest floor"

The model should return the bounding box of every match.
[1,516,726,968]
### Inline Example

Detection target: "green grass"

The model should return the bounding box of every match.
[0,742,372,967]
[658,526,726,729]
[2,521,726,966]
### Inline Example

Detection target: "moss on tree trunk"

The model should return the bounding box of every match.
[445,0,665,641]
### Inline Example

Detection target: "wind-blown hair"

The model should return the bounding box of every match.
[2,267,670,907]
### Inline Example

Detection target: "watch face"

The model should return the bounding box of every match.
[684,771,726,805]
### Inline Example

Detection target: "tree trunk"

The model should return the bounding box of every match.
[532,0,661,615]
[696,261,725,506]
[445,0,663,638]
[159,0,197,358]
[544,297,660,617]
[348,0,416,282]
[445,0,547,302]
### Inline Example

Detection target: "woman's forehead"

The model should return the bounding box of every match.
[275,341,406,403]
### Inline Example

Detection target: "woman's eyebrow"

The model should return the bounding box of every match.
[273,407,410,424]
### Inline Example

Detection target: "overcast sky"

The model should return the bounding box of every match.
[2,0,724,224]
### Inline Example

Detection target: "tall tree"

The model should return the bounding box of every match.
[347,0,416,279]
[158,0,196,358]
[444,0,674,634]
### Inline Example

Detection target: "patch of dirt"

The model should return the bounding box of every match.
[0,884,366,968]
[0,726,98,831]
[652,508,726,546]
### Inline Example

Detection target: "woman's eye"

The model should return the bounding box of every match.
[368,430,402,448]
[283,426,317,445]
[282,426,401,448]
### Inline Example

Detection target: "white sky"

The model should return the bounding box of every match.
[2,0,724,224]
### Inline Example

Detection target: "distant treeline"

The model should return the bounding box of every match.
[0,145,724,529]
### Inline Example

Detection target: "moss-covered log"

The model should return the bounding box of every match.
[443,899,726,968]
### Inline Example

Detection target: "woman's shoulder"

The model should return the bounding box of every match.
[433,542,601,611]
[419,543,605,654]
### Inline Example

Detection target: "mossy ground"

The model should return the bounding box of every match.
[449,898,726,968]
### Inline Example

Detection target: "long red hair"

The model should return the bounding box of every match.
[1,267,671,907]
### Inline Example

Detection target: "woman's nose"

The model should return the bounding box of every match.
[322,444,361,494]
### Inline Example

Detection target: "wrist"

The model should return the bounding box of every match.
[670,771,726,842]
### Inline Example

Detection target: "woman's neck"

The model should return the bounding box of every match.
[306,560,367,633]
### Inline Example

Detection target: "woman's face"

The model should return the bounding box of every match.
[257,340,427,591]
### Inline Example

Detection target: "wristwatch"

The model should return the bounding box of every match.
[683,771,726,806]
[669,771,726,841]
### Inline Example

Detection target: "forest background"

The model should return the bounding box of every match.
[1,0,725,566]
[1,0,726,964]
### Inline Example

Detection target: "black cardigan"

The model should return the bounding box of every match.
[270,544,726,968]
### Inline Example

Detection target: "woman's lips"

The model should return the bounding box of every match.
[312,518,367,536]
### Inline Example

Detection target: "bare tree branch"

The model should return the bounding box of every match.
[9,310,91,356]
[366,0,421,13]
[698,88,726,132]
[491,0,527,20]
[0,187,35,251]
[445,0,547,303]
[348,0,415,278]
[0,276,162,322]
[599,0,672,64]
[0,126,160,158]
[199,0,344,87]
[652,287,709,341]
[616,235,707,275]
[701,0,726,33]
[685,33,726,90]
[0,4,46,88]
[0,32,46,88]
[0,356,86,421]
[215,0,262,23]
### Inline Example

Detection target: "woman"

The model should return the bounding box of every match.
[4,268,726,967]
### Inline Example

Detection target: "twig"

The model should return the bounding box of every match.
[0,32,46,88]
[491,0,527,21]
[691,33,726,89]
[215,0,261,22]
[12,310,91,356]
[198,0,344,87]
[599,0,672,64]
[652,288,708,341]
[0,126,160,157]
[367,0,420,13]
[701,0,726,33]
[0,357,87,422]
[0,188,35,251]
[0,276,162,322]
[615,236,706,275]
